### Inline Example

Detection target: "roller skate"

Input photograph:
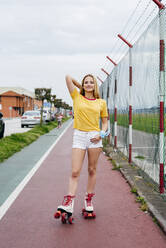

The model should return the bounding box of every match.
[82,193,96,219]
[54,195,75,224]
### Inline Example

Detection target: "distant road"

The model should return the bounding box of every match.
[4,118,31,137]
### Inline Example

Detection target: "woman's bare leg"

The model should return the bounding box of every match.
[86,148,101,193]
[68,148,86,196]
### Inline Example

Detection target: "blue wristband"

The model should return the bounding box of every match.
[100,130,110,138]
[100,130,106,138]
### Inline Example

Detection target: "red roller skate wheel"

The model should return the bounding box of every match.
[61,213,68,224]
[84,212,88,219]
[92,212,96,218]
[82,208,86,215]
[82,208,96,219]
[89,212,96,219]
[68,216,74,224]
[54,210,61,219]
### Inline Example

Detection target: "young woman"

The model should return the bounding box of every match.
[54,74,108,223]
[57,113,63,128]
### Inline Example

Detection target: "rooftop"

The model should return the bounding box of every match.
[0,87,35,98]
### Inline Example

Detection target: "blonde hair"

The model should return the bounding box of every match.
[80,74,100,99]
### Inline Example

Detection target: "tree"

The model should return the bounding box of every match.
[60,101,73,117]
[49,94,56,121]
[35,88,51,126]
[54,98,62,112]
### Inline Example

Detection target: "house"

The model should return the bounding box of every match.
[34,99,43,110]
[0,87,35,118]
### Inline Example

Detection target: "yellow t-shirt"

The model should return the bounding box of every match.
[71,88,108,131]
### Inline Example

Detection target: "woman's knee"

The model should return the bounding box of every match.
[88,166,96,176]
[71,170,80,178]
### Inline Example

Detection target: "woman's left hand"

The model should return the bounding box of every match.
[90,135,101,144]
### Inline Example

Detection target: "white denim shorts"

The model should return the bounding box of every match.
[72,129,103,150]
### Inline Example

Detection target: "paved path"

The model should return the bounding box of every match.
[0,122,166,248]
[0,119,71,208]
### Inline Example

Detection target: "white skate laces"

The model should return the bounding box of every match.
[85,193,95,212]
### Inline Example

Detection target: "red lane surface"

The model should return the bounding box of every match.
[0,125,166,248]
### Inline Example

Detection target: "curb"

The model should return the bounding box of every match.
[103,145,166,235]
[119,167,166,234]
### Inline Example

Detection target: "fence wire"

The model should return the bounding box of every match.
[100,8,166,192]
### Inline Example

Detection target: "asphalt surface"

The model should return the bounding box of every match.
[0,120,166,248]
[4,118,31,137]
[0,119,71,207]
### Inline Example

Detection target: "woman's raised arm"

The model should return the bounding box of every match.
[65,75,82,94]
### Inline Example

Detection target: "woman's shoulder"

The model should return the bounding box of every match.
[97,99,107,109]
[97,98,106,103]
[70,88,81,99]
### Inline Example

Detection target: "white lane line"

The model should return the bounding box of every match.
[0,120,72,221]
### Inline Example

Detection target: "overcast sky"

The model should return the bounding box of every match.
[0,0,161,105]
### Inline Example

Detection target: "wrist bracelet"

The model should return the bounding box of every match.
[100,130,110,138]
[100,130,106,138]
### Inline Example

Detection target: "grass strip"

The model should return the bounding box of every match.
[0,117,70,163]
[110,113,160,135]
[134,155,145,160]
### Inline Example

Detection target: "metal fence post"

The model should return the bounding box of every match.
[106,56,118,149]
[152,0,165,193]
[118,34,133,163]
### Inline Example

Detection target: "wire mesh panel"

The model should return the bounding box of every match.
[102,77,108,101]
[101,8,166,190]
[116,52,129,153]
[130,13,160,184]
[108,69,116,140]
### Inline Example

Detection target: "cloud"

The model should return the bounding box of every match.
[0,53,107,105]
[0,0,159,106]
[0,0,136,56]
